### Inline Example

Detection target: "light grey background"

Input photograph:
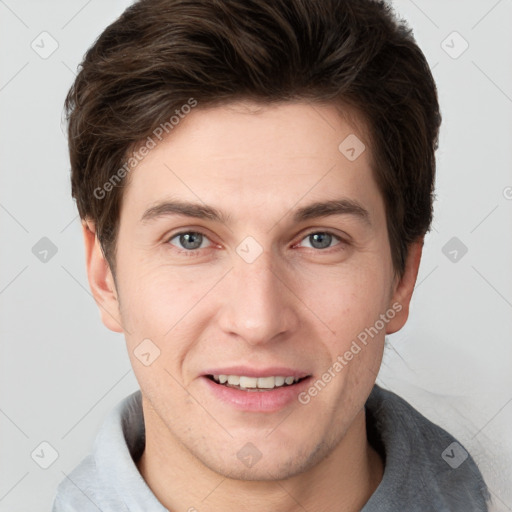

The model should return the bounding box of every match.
[1,0,511,510]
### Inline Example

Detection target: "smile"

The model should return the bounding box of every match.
[208,374,306,391]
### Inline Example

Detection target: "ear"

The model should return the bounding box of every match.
[82,219,124,333]
[385,238,424,335]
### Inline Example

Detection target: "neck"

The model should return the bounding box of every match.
[137,401,383,512]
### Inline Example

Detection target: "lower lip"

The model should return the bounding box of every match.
[202,376,312,412]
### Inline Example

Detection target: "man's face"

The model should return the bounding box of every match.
[101,101,404,479]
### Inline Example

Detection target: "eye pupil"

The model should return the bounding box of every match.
[309,232,332,249]
[180,232,203,250]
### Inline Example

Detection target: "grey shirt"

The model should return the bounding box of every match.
[52,385,490,511]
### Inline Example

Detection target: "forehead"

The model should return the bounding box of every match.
[142,100,371,164]
[119,100,383,227]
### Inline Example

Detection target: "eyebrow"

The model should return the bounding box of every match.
[140,198,371,226]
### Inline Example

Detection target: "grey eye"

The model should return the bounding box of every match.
[169,231,209,250]
[301,232,339,249]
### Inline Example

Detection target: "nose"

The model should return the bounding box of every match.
[216,250,299,346]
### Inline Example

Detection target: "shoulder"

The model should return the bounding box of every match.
[52,391,144,512]
[52,455,121,512]
[364,385,491,512]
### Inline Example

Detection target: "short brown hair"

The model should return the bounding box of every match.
[65,0,441,278]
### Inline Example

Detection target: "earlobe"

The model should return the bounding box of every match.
[385,239,424,335]
[82,219,124,333]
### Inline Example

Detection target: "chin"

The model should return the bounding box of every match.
[197,440,330,482]
[208,460,304,482]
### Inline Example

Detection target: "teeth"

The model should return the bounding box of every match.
[227,375,240,385]
[239,376,258,388]
[274,376,285,386]
[257,376,276,389]
[211,374,302,390]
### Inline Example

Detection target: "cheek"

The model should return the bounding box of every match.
[118,264,217,371]
[119,272,200,397]
[303,261,392,342]
[117,249,197,325]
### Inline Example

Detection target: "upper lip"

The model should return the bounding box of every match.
[203,366,311,379]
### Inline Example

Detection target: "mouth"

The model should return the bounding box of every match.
[201,369,313,412]
[205,374,311,391]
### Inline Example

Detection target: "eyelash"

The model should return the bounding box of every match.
[166,229,347,255]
